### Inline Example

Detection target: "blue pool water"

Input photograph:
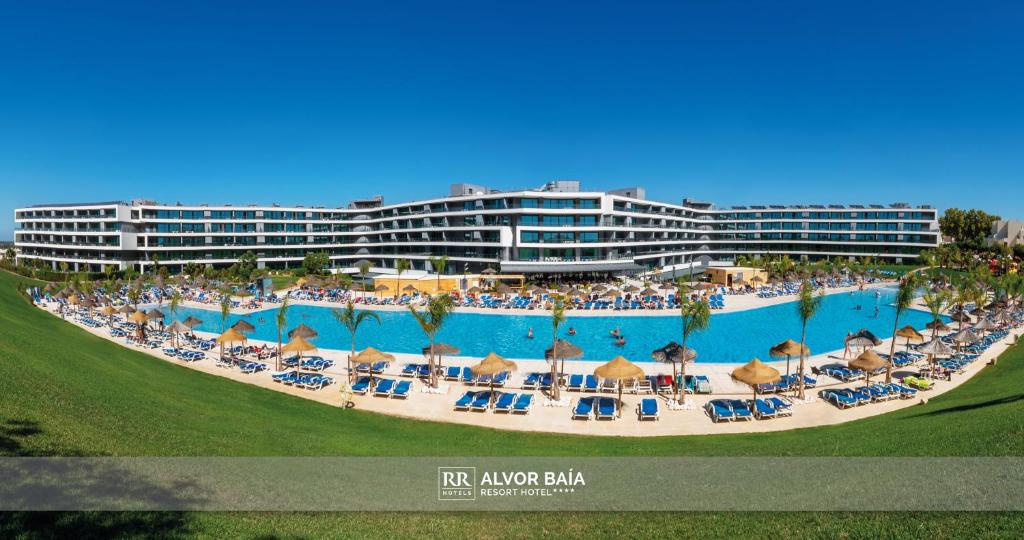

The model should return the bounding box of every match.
[161,287,940,363]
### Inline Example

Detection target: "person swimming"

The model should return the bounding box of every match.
[610,327,621,338]
[615,336,626,346]
[874,305,880,318]
[527,327,534,339]
[568,327,576,336]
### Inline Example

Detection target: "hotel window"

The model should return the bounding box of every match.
[520,231,539,243]
[580,232,599,243]
[577,199,597,209]
[577,216,597,226]
[520,199,538,208]
[542,215,574,226]
[520,215,539,226]
[542,199,574,209]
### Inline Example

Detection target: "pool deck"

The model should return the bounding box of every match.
[40,292,1020,437]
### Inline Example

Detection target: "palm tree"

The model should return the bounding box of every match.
[219,292,231,332]
[796,281,822,400]
[677,295,710,404]
[886,273,921,383]
[549,295,566,401]
[429,255,449,296]
[275,297,289,371]
[333,299,381,383]
[395,258,411,299]
[921,290,949,340]
[168,290,182,349]
[58,261,69,274]
[126,286,141,310]
[357,261,371,300]
[408,295,455,388]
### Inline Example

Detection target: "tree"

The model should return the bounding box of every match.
[150,253,161,275]
[58,261,69,274]
[168,290,182,349]
[939,208,1001,247]
[677,294,710,404]
[302,251,330,276]
[126,286,141,309]
[429,255,449,295]
[237,251,258,279]
[332,300,381,383]
[275,297,289,371]
[408,295,455,388]
[3,247,14,261]
[395,258,411,299]
[219,292,231,332]
[357,261,371,300]
[796,281,822,400]
[549,295,567,401]
[886,273,921,383]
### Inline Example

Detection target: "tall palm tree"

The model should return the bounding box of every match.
[274,297,289,371]
[677,295,710,404]
[408,295,455,388]
[333,299,381,383]
[796,281,822,400]
[429,255,449,296]
[126,286,141,309]
[549,295,566,401]
[886,273,921,383]
[395,258,411,299]
[921,290,949,340]
[357,261,371,300]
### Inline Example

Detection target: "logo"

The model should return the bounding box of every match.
[438,467,476,500]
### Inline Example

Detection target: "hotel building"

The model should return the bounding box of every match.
[13,181,940,277]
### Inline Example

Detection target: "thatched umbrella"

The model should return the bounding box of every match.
[545,339,583,377]
[146,308,166,320]
[969,307,987,317]
[640,287,658,297]
[952,328,979,344]
[216,327,248,360]
[68,294,81,306]
[99,305,117,326]
[128,310,149,325]
[466,286,482,295]
[231,319,256,333]
[926,320,950,332]
[849,349,887,386]
[895,325,924,351]
[973,318,997,335]
[949,312,972,323]
[374,284,390,295]
[919,338,953,365]
[118,305,136,315]
[594,356,645,417]
[402,284,418,294]
[731,358,780,405]
[652,341,696,399]
[470,352,518,406]
[352,347,396,389]
[495,283,512,296]
[166,320,190,349]
[769,339,808,385]
[281,336,318,368]
[288,323,318,340]
[481,267,497,275]
[623,285,640,294]
[847,329,882,352]
[422,342,460,370]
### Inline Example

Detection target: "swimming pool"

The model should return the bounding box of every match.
[161,287,940,363]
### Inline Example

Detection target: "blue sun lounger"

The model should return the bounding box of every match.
[512,394,533,414]
[573,397,595,420]
[521,372,540,389]
[461,367,477,384]
[822,389,856,409]
[271,369,297,384]
[728,400,753,421]
[401,363,418,377]
[392,380,411,399]
[596,397,617,420]
[752,399,776,419]
[637,398,659,420]
[454,391,475,410]
[470,391,492,411]
[705,399,735,422]
[350,376,372,395]
[766,396,794,416]
[374,378,395,397]
[444,366,461,381]
[493,392,516,413]
[566,374,584,391]
[583,374,600,392]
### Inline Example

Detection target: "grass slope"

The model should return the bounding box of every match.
[1,270,1022,537]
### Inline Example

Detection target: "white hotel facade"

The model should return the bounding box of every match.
[14,181,940,277]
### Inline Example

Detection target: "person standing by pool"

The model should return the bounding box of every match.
[527,327,534,339]
[844,331,853,358]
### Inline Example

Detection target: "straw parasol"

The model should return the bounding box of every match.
[281,336,318,366]
[470,352,518,405]
[952,328,979,344]
[849,349,887,385]
[146,308,166,320]
[895,325,924,351]
[118,304,135,315]
[422,343,460,370]
[352,347,395,387]
[495,283,512,295]
[216,327,247,345]
[847,329,882,350]
[623,285,640,293]
[100,305,117,316]
[374,284,390,293]
[926,319,950,332]
[640,287,658,297]
[466,286,482,294]
[166,320,190,349]
[973,318,997,335]
[183,315,203,330]
[594,356,645,417]
[546,339,584,378]
[481,267,497,275]
[651,341,696,401]
[128,310,149,325]
[918,338,953,361]
[288,323,318,339]
[231,319,256,333]
[402,284,418,293]
[769,339,808,384]
[68,295,81,306]
[949,312,972,323]
[731,357,780,405]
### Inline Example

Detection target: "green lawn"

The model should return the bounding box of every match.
[1,269,1021,537]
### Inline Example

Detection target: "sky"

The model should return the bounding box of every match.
[2,0,1022,239]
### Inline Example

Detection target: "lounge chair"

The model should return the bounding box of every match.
[903,376,934,390]
[728,399,753,421]
[521,372,540,389]
[392,380,412,399]
[634,378,653,394]
[470,391,492,411]
[596,397,618,420]
[512,393,534,414]
[374,378,395,397]
[766,396,794,416]
[583,374,600,392]
[637,398,659,420]
[752,399,777,419]
[493,392,516,413]
[822,389,856,409]
[600,378,618,393]
[454,390,475,410]
[444,366,462,381]
[461,367,477,385]
[705,399,734,422]
[351,376,372,395]
[566,374,584,391]
[573,397,595,420]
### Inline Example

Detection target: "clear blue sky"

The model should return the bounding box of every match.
[2,0,1022,239]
